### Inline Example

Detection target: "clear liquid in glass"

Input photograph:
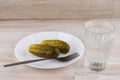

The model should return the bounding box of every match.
[85,26,114,71]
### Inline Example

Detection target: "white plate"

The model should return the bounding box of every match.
[15,31,85,69]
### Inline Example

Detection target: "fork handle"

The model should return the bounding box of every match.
[4,58,50,67]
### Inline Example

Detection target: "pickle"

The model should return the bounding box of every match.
[41,40,70,54]
[28,44,60,58]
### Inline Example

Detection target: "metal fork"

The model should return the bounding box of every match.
[4,52,79,67]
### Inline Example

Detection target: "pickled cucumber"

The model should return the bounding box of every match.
[28,44,60,58]
[41,40,70,54]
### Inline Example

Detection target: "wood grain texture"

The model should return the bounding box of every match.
[115,0,120,17]
[0,0,117,19]
[0,19,120,80]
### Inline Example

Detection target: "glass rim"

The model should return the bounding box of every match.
[83,19,115,34]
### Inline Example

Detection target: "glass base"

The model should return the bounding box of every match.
[85,62,106,72]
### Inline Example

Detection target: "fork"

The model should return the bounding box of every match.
[4,52,79,67]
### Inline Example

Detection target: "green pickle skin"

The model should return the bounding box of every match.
[41,40,70,54]
[28,44,60,58]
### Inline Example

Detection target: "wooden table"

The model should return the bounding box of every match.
[0,19,120,80]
